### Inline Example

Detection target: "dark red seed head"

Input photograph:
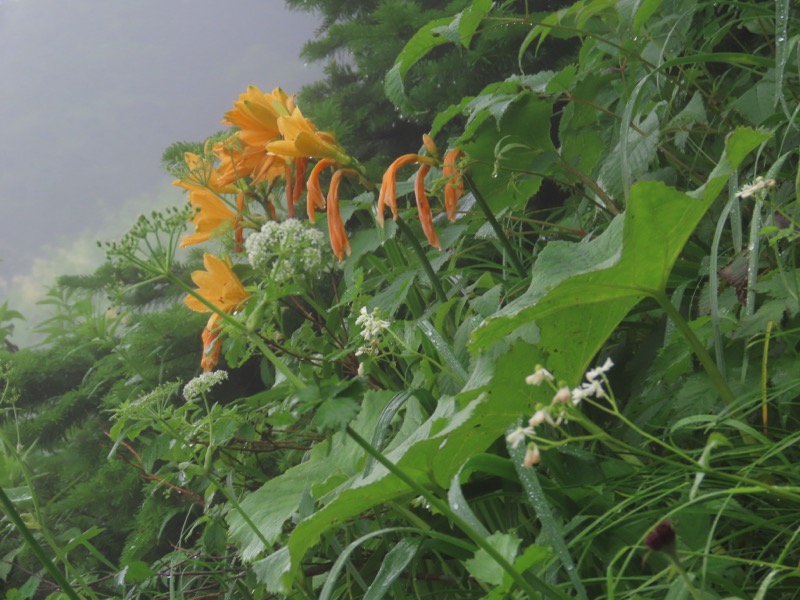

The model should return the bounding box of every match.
[644,520,676,552]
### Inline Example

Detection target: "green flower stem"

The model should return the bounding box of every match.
[652,290,736,407]
[0,486,83,600]
[394,216,448,303]
[345,426,572,600]
[462,175,528,279]
[166,273,307,391]
[665,550,704,600]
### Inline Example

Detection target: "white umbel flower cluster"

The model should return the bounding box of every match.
[245,219,325,285]
[183,370,228,403]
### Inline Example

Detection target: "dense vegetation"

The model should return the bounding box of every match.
[2,0,799,598]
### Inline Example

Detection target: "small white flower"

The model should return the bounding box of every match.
[736,176,776,200]
[523,444,541,468]
[183,370,228,402]
[355,345,378,357]
[571,385,592,406]
[571,379,607,405]
[586,357,614,382]
[528,408,555,428]
[357,362,366,377]
[551,386,572,405]
[506,426,535,449]
[525,366,554,386]
[355,307,391,341]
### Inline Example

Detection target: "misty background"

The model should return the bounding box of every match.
[0,0,323,344]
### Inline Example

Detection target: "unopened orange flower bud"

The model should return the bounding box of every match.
[415,164,441,250]
[327,169,356,262]
[422,133,438,158]
[442,148,465,223]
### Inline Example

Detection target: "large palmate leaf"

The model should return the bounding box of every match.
[227,390,393,561]
[471,127,771,383]
[252,340,552,592]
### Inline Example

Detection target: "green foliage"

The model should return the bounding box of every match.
[3,0,800,598]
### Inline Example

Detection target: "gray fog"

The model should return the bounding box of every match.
[0,0,323,341]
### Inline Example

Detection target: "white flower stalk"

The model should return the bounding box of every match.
[572,358,614,405]
[355,306,391,341]
[183,370,228,402]
[586,357,614,382]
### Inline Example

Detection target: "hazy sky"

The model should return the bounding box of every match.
[0,0,323,342]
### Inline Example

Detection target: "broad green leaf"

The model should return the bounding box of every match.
[265,341,548,591]
[228,392,392,561]
[465,532,521,586]
[313,396,360,432]
[633,0,662,33]
[118,561,155,584]
[252,547,291,594]
[384,17,451,113]
[0,547,21,581]
[459,94,556,214]
[599,107,661,202]
[458,0,493,49]
[472,128,770,382]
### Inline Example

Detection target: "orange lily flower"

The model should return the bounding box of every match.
[222,86,294,149]
[442,148,465,223]
[267,107,349,162]
[415,164,441,250]
[179,189,238,248]
[213,138,285,188]
[306,158,337,222]
[186,254,251,371]
[186,253,250,315]
[326,169,356,262]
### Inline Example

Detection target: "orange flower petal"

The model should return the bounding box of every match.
[307,158,337,223]
[326,169,355,262]
[377,154,422,226]
[415,164,441,250]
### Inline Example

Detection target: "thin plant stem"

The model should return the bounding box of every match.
[665,551,704,600]
[651,290,736,407]
[394,216,448,303]
[344,426,572,600]
[462,174,528,279]
[0,486,83,600]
